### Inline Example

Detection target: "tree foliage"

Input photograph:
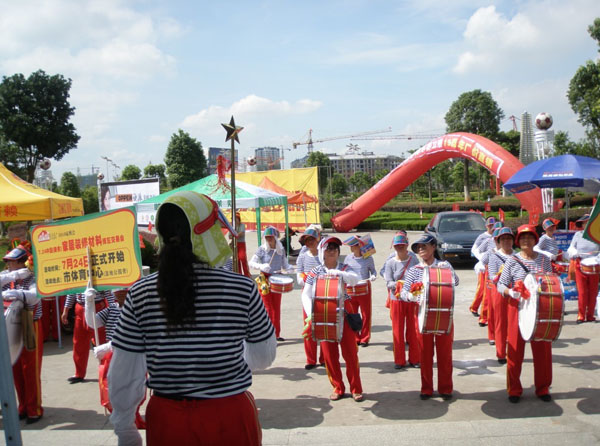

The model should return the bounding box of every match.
[0,70,80,182]
[568,18,600,151]
[121,164,142,180]
[331,173,348,196]
[305,151,331,192]
[81,185,99,214]
[144,163,167,190]
[349,171,374,193]
[60,171,81,198]
[496,129,521,157]
[445,89,504,201]
[164,130,207,188]
[432,160,454,200]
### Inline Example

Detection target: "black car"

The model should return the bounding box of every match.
[425,211,487,263]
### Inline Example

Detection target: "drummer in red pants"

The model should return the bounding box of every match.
[497,225,554,403]
[401,234,459,400]
[249,226,291,341]
[301,236,363,402]
[567,214,599,323]
[486,227,515,364]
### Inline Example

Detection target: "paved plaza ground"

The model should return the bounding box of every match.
[3,230,600,445]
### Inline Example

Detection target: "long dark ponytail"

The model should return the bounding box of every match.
[156,203,199,328]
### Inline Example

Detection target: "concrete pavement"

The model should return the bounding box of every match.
[4,230,600,445]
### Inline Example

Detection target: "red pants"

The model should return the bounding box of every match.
[320,315,363,396]
[72,302,107,379]
[236,242,251,277]
[417,326,453,396]
[575,260,599,321]
[302,309,324,366]
[470,271,486,315]
[261,290,282,338]
[390,298,420,366]
[506,298,552,397]
[493,286,508,360]
[41,295,65,341]
[348,281,372,344]
[13,319,44,418]
[146,391,261,446]
[485,279,495,341]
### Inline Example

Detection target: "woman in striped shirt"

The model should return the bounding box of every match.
[534,218,560,260]
[108,191,276,446]
[497,224,553,403]
[296,227,323,369]
[401,234,459,400]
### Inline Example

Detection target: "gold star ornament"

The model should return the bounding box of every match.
[221,116,244,143]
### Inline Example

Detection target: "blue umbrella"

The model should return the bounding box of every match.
[504,154,600,229]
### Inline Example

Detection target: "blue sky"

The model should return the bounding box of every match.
[1,0,599,182]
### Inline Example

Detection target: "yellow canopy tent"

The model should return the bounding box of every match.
[0,163,84,221]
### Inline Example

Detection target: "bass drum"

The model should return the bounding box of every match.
[418,266,455,334]
[4,301,24,365]
[519,273,564,342]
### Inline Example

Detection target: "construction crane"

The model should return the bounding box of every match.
[351,133,442,141]
[508,115,520,131]
[293,127,392,153]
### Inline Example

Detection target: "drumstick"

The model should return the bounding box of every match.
[86,246,100,349]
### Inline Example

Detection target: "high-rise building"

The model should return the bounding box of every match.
[519,111,535,166]
[255,147,281,171]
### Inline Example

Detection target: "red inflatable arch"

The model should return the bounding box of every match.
[331,132,542,232]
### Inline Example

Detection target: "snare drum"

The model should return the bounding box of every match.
[519,273,564,342]
[418,266,455,334]
[346,280,369,298]
[4,301,24,365]
[580,257,600,276]
[269,275,294,293]
[311,275,344,342]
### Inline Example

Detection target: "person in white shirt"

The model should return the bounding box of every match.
[470,216,497,320]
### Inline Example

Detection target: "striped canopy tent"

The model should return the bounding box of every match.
[0,163,83,221]
[137,174,289,246]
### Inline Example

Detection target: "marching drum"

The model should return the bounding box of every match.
[519,273,564,342]
[311,275,344,342]
[418,266,455,334]
[346,280,369,298]
[580,257,600,276]
[269,275,294,293]
[4,301,24,365]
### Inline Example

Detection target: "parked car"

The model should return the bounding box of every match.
[425,211,487,263]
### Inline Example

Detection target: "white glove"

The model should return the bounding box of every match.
[84,287,97,305]
[409,292,420,302]
[508,289,521,300]
[327,269,342,277]
[437,261,451,269]
[550,253,557,261]
[2,289,23,302]
[94,341,113,360]
[567,246,577,259]
[296,275,304,286]
[369,274,377,282]
[260,264,271,273]
[474,261,485,274]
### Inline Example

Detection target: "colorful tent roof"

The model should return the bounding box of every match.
[257,176,318,205]
[0,163,84,221]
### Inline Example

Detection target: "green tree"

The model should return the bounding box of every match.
[349,171,374,193]
[305,151,331,193]
[496,129,520,157]
[164,129,207,188]
[0,70,80,182]
[331,173,348,196]
[81,185,99,214]
[144,163,167,190]
[121,164,142,180]
[432,160,454,200]
[554,130,597,157]
[373,169,388,183]
[60,171,81,198]
[445,89,504,201]
[567,18,600,153]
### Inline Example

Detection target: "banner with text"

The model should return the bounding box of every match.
[31,208,142,297]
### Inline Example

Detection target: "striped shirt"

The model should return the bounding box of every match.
[343,254,376,280]
[296,250,321,273]
[401,259,459,297]
[111,264,274,397]
[2,274,41,320]
[568,231,599,259]
[65,290,115,308]
[497,253,552,295]
[472,232,492,260]
[384,255,419,291]
[250,246,290,272]
[97,303,122,341]
[487,249,512,281]
[379,251,418,277]
[536,234,559,255]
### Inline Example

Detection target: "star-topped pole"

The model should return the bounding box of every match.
[222,116,243,273]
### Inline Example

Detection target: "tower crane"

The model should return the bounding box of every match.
[293,127,392,152]
[351,133,442,141]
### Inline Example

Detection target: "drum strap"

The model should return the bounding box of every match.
[511,256,530,274]
[398,261,411,280]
